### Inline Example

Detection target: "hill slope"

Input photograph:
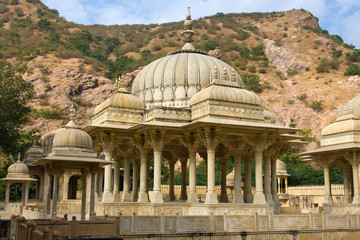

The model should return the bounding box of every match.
[1,0,360,150]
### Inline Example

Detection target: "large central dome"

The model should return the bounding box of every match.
[131,8,244,110]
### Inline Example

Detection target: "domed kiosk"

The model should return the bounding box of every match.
[301,96,360,213]
[83,7,301,216]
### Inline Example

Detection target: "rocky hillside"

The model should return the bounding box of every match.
[1,0,360,149]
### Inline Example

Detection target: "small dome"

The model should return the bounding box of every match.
[276,159,289,176]
[321,114,360,136]
[94,88,144,115]
[190,79,261,106]
[226,170,235,187]
[263,110,275,123]
[6,161,31,179]
[52,121,93,151]
[344,95,360,118]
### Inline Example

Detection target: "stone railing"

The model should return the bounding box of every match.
[288,184,344,196]
[11,212,360,239]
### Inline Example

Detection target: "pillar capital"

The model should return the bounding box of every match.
[199,127,219,150]
[96,132,116,154]
[146,129,169,152]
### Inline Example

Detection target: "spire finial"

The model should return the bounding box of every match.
[213,67,219,81]
[223,69,228,81]
[69,102,76,122]
[17,153,20,162]
[350,103,353,114]
[181,7,195,43]
[231,69,236,82]
[338,105,342,116]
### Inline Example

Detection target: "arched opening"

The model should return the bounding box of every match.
[68,175,81,199]
[282,178,286,193]
[9,183,22,202]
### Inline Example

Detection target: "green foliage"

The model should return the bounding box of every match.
[49,9,59,16]
[152,45,162,52]
[344,63,360,76]
[36,19,51,31]
[275,71,286,80]
[302,25,343,45]
[10,0,19,5]
[105,55,134,80]
[39,109,64,119]
[197,39,219,51]
[332,50,342,58]
[234,29,249,41]
[310,100,324,112]
[346,50,360,62]
[0,60,34,155]
[286,66,299,76]
[14,7,24,17]
[241,73,263,93]
[297,93,307,102]
[274,38,283,47]
[247,65,256,73]
[104,37,122,53]
[316,58,339,73]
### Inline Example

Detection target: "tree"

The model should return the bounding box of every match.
[344,63,360,76]
[0,60,34,155]
[241,73,263,93]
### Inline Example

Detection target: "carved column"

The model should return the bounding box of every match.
[81,170,87,220]
[244,158,253,203]
[323,164,333,204]
[97,170,103,201]
[113,156,121,202]
[253,141,266,204]
[219,157,229,203]
[168,159,176,201]
[147,130,168,203]
[52,172,59,217]
[187,147,199,203]
[99,133,115,203]
[137,146,150,203]
[343,168,351,203]
[200,128,218,204]
[121,155,132,202]
[180,158,188,200]
[263,153,274,204]
[234,152,244,203]
[44,166,51,215]
[131,158,139,202]
[351,152,360,204]
[4,181,10,211]
[24,181,29,207]
[277,177,281,194]
[89,169,96,218]
[62,174,69,200]
[271,158,280,205]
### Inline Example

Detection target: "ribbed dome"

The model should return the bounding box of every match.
[190,79,261,106]
[132,52,244,109]
[321,114,360,136]
[263,110,275,123]
[94,88,144,115]
[344,95,360,118]
[52,121,93,151]
[7,161,31,179]
[276,160,289,176]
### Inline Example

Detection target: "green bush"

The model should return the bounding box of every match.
[344,64,360,76]
[297,93,308,102]
[14,7,24,17]
[310,100,324,112]
[36,19,51,30]
[152,45,162,51]
[276,71,286,80]
[316,58,339,73]
[288,99,295,104]
[286,66,299,76]
[241,73,262,93]
[346,50,360,62]
[40,109,64,119]
[235,29,249,41]
[10,0,19,5]
[259,69,267,73]
[49,9,59,16]
[105,37,122,52]
[332,50,342,58]
[247,65,256,73]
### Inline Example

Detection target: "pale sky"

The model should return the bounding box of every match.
[42,0,360,49]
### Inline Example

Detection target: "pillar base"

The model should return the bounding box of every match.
[112,192,121,202]
[323,195,333,204]
[131,192,138,202]
[265,192,274,204]
[205,191,218,204]
[102,191,113,203]
[219,192,229,203]
[121,191,132,202]
[151,191,164,203]
[233,193,244,203]
[137,192,149,203]
[253,192,266,204]
[187,192,199,203]
[245,193,253,203]
[180,192,187,201]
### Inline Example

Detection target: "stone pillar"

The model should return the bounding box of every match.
[263,155,274,204]
[152,148,163,203]
[102,150,113,202]
[277,177,281,194]
[81,172,87,220]
[285,178,288,193]
[253,145,266,204]
[271,159,280,205]
[203,129,218,204]
[323,165,333,204]
[352,161,360,204]
[219,158,229,203]
[138,149,149,203]
[168,160,176,201]
[187,148,199,203]
[44,168,51,216]
[180,158,188,201]
[244,158,253,203]
[343,168,351,203]
[89,171,96,218]
[234,153,244,203]
[97,170,103,200]
[131,158,139,202]
[24,182,29,207]
[4,181,10,211]
[62,174,69,200]
[52,173,59,217]
[113,157,121,201]
[122,156,132,202]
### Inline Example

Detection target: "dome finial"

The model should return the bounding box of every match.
[350,103,353,114]
[231,69,236,82]
[181,7,195,43]
[338,105,342,116]
[69,102,76,122]
[223,68,228,81]
[17,152,20,162]
[213,67,219,81]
